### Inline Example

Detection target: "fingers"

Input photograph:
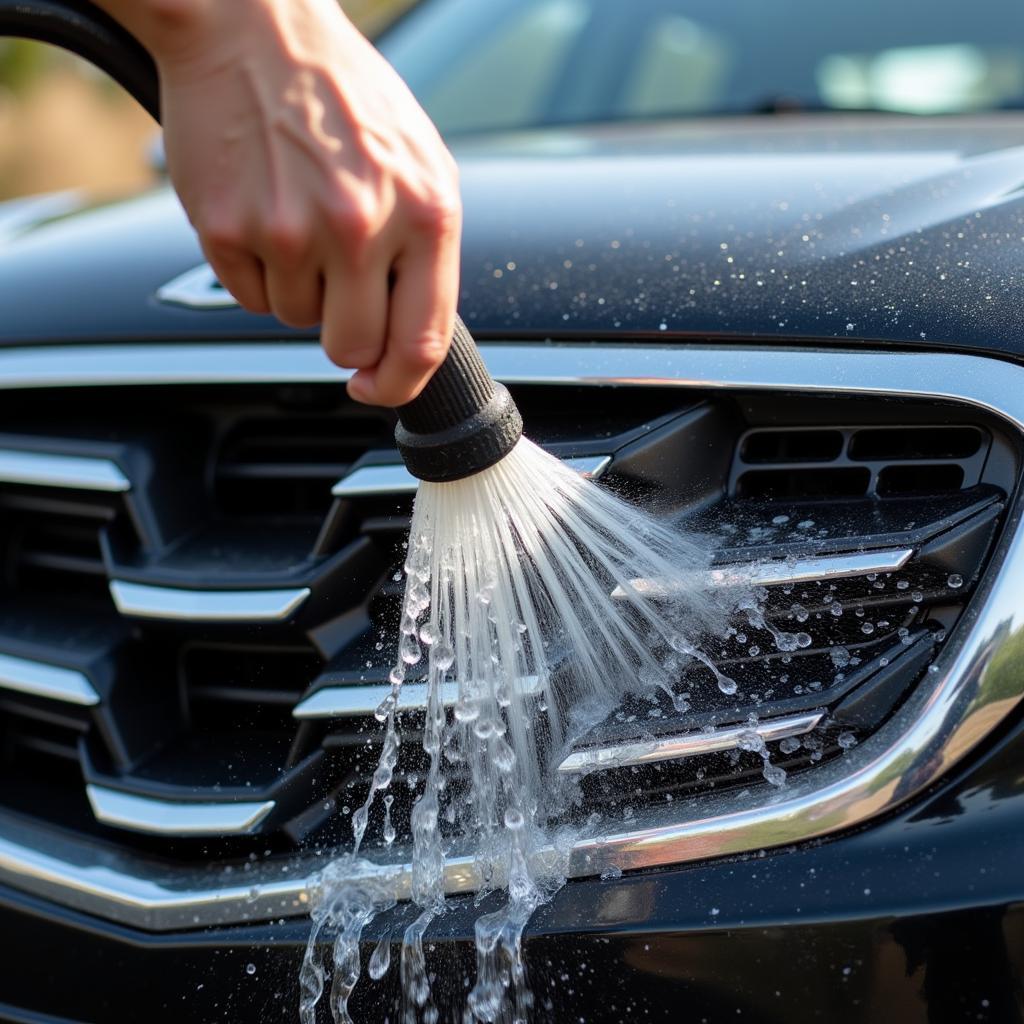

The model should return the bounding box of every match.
[347,204,460,407]
[320,262,389,382]
[263,261,324,328]
[202,244,270,314]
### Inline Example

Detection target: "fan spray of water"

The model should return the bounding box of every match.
[300,324,796,1022]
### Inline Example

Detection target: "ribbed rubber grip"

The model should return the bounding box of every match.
[395,317,523,482]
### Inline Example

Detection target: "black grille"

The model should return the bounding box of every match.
[0,382,1015,863]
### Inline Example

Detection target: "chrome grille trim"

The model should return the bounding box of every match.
[715,547,914,588]
[0,341,1019,930]
[85,785,275,837]
[557,711,824,774]
[331,455,609,498]
[292,675,543,720]
[0,653,99,706]
[108,580,310,622]
[613,547,916,598]
[331,464,420,498]
[0,448,129,492]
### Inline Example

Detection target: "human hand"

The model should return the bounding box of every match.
[132,0,461,406]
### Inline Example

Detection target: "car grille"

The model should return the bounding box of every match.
[0,342,1020,929]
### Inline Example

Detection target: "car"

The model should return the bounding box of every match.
[1,0,1024,1021]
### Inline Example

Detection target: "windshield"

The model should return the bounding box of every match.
[377,0,1024,134]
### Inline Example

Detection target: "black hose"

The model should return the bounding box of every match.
[0,0,158,119]
[0,0,522,482]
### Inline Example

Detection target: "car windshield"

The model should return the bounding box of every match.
[377,0,1024,134]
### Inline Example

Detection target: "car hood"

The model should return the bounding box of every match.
[5,115,1024,358]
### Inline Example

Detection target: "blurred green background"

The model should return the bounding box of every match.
[0,0,409,201]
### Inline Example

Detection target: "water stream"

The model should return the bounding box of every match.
[300,437,803,1022]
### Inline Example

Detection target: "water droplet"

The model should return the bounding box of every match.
[368,934,392,980]
[947,574,964,589]
[838,731,858,749]
[473,718,497,740]
[861,622,875,635]
[504,808,525,830]
[454,698,480,722]
[717,675,738,696]
[896,580,909,591]
[245,963,256,976]
[779,736,801,754]
[432,641,455,671]
[911,590,924,603]
[399,632,422,665]
[493,739,516,772]
[375,693,396,723]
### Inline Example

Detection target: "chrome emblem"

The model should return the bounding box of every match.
[156,263,239,310]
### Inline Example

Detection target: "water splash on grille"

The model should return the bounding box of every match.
[300,437,799,1021]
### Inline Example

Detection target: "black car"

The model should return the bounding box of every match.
[1,0,1024,1021]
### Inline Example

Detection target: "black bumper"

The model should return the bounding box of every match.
[3,719,1024,1024]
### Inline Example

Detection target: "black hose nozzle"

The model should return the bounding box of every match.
[395,317,523,482]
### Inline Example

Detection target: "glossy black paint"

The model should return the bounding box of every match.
[6,116,1024,359]
[2,704,1023,1023]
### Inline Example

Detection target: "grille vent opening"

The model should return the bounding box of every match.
[738,466,870,499]
[733,424,989,499]
[742,429,844,463]
[1,503,112,606]
[185,643,323,737]
[215,414,395,518]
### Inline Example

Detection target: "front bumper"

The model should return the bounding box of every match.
[3,718,1023,1024]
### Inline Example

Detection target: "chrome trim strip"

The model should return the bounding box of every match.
[331,455,609,498]
[86,785,275,837]
[331,464,419,498]
[0,449,129,493]
[156,264,238,310]
[561,454,610,479]
[0,653,99,707]
[109,580,310,622]
[0,342,1021,929]
[557,712,823,774]
[293,675,542,720]
[718,547,914,588]
[613,548,915,598]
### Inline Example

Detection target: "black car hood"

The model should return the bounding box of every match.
[6,115,1024,357]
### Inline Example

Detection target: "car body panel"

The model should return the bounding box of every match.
[5,116,1024,361]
